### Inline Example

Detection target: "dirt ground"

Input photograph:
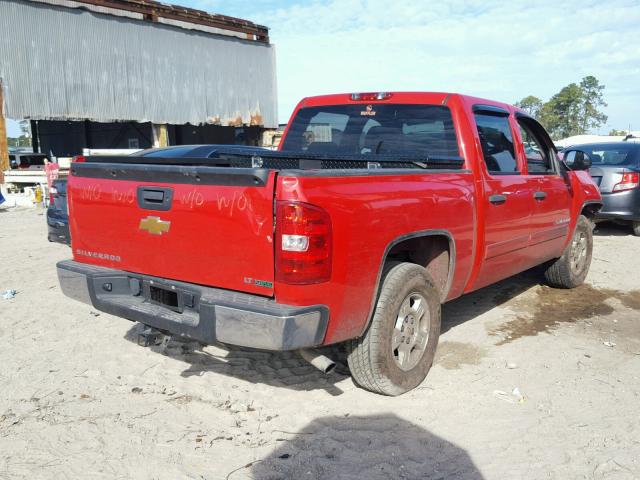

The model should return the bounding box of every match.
[1,206,639,480]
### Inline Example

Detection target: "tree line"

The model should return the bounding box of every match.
[515,75,610,140]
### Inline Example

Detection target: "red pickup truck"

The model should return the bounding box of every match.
[57,92,601,395]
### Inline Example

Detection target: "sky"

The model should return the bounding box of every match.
[6,0,640,136]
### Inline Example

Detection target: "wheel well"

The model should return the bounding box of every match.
[581,202,602,219]
[385,234,452,301]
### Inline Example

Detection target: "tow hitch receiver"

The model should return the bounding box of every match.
[136,324,168,347]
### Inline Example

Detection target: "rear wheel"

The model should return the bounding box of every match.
[544,215,593,288]
[632,221,640,236]
[347,263,441,396]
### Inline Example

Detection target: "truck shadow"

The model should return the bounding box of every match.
[441,267,543,335]
[246,413,484,480]
[593,221,634,237]
[122,268,545,394]
[123,326,351,396]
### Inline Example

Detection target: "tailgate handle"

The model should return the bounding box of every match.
[137,186,173,211]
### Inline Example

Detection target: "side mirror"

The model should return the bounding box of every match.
[562,149,592,171]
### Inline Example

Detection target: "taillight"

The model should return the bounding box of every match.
[73,155,86,163]
[275,201,332,285]
[612,172,639,192]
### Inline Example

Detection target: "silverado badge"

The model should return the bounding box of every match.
[139,216,171,235]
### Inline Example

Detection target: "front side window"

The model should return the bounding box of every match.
[281,104,460,158]
[517,119,555,174]
[474,113,518,174]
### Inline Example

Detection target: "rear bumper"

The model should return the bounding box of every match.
[57,260,328,351]
[47,221,70,245]
[595,189,640,222]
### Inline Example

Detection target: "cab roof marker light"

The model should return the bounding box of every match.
[350,92,393,101]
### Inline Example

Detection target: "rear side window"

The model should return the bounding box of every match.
[474,113,519,174]
[281,104,460,158]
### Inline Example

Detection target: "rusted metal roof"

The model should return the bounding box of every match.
[28,0,270,42]
[0,0,277,127]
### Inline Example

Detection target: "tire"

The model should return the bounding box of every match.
[632,221,640,237]
[544,215,593,288]
[347,262,441,396]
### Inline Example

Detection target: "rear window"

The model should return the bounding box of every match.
[20,155,47,167]
[281,104,460,158]
[577,144,640,167]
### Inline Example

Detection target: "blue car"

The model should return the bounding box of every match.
[47,179,70,245]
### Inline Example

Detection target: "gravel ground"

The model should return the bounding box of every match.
[1,206,639,480]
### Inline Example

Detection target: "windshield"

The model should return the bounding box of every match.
[577,144,640,167]
[281,104,460,158]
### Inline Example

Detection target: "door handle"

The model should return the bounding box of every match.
[533,191,547,201]
[489,194,507,205]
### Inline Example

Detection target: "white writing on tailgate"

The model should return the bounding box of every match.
[216,192,249,217]
[181,189,205,209]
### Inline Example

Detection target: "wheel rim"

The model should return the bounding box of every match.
[392,292,430,371]
[570,229,588,274]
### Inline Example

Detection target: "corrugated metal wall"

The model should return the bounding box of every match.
[0,0,277,127]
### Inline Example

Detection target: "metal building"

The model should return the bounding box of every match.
[0,0,277,170]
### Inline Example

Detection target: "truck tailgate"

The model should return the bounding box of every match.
[68,163,276,296]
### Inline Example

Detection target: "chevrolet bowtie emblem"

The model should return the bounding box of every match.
[139,216,171,235]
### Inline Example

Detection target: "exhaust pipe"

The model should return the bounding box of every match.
[299,348,336,374]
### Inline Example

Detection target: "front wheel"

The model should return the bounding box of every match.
[347,263,441,396]
[544,215,593,288]
[631,221,640,236]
